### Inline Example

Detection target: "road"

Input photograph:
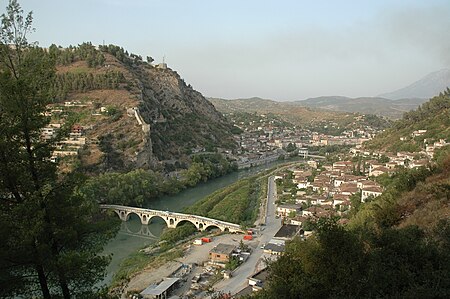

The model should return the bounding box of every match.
[213,176,282,295]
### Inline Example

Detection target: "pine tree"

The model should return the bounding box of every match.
[0,1,118,298]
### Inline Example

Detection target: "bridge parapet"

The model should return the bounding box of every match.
[100,204,244,233]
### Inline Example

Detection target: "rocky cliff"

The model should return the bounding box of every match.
[51,44,236,173]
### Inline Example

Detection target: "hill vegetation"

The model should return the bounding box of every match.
[209,97,390,132]
[365,89,450,152]
[297,96,427,119]
[185,171,269,227]
[77,153,237,207]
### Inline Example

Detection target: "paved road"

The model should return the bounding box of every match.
[213,176,282,295]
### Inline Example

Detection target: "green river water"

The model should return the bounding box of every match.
[102,159,294,285]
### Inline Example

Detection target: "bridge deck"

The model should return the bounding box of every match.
[100,204,243,232]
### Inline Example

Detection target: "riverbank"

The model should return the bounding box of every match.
[103,158,308,294]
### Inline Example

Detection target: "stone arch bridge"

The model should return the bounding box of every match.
[100,204,244,234]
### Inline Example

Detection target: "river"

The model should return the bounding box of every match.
[102,158,298,285]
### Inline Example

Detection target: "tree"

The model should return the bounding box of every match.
[285,142,296,152]
[0,1,118,298]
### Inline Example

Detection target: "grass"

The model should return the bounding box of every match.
[185,171,271,226]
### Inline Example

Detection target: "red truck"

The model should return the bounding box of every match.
[243,235,253,240]
[201,237,212,243]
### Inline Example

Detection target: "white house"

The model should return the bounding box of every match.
[276,204,302,217]
[361,186,383,202]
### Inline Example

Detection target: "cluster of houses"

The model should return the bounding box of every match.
[275,162,383,226]
[275,135,448,228]
[41,123,87,162]
[227,113,383,170]
[40,101,121,163]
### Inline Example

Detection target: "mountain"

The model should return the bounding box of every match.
[379,68,450,100]
[208,97,282,113]
[365,90,450,152]
[50,44,236,172]
[208,97,391,133]
[296,96,428,119]
[208,97,357,126]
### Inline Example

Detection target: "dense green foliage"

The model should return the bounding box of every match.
[254,217,450,299]
[49,70,126,100]
[0,2,118,298]
[79,154,237,207]
[98,44,147,66]
[151,113,237,160]
[48,42,105,67]
[366,90,450,152]
[160,223,198,246]
[185,173,267,226]
[46,43,128,101]
[78,169,177,206]
[181,153,237,187]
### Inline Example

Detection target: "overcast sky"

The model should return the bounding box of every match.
[10,0,450,100]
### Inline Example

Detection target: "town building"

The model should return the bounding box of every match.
[209,243,236,266]
[361,186,383,202]
[276,204,302,218]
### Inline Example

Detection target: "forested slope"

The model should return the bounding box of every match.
[365,89,450,152]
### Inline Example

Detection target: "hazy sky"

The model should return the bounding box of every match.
[9,0,450,100]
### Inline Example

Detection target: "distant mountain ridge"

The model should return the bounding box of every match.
[296,96,428,119]
[210,69,449,119]
[210,96,427,119]
[207,97,356,126]
[379,68,450,100]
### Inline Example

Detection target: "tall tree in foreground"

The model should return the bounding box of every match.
[0,1,118,298]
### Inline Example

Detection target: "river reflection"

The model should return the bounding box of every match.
[102,158,300,285]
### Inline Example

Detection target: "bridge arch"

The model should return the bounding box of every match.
[175,220,198,230]
[125,211,143,225]
[146,215,170,227]
[111,209,131,222]
[204,224,221,232]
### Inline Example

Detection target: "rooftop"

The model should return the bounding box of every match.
[140,278,179,296]
[264,242,285,253]
[362,186,383,193]
[277,204,302,209]
[210,243,236,255]
[274,224,300,239]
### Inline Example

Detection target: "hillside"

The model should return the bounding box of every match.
[208,97,391,135]
[208,97,360,126]
[379,68,450,100]
[365,89,450,152]
[296,96,428,119]
[48,43,236,173]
